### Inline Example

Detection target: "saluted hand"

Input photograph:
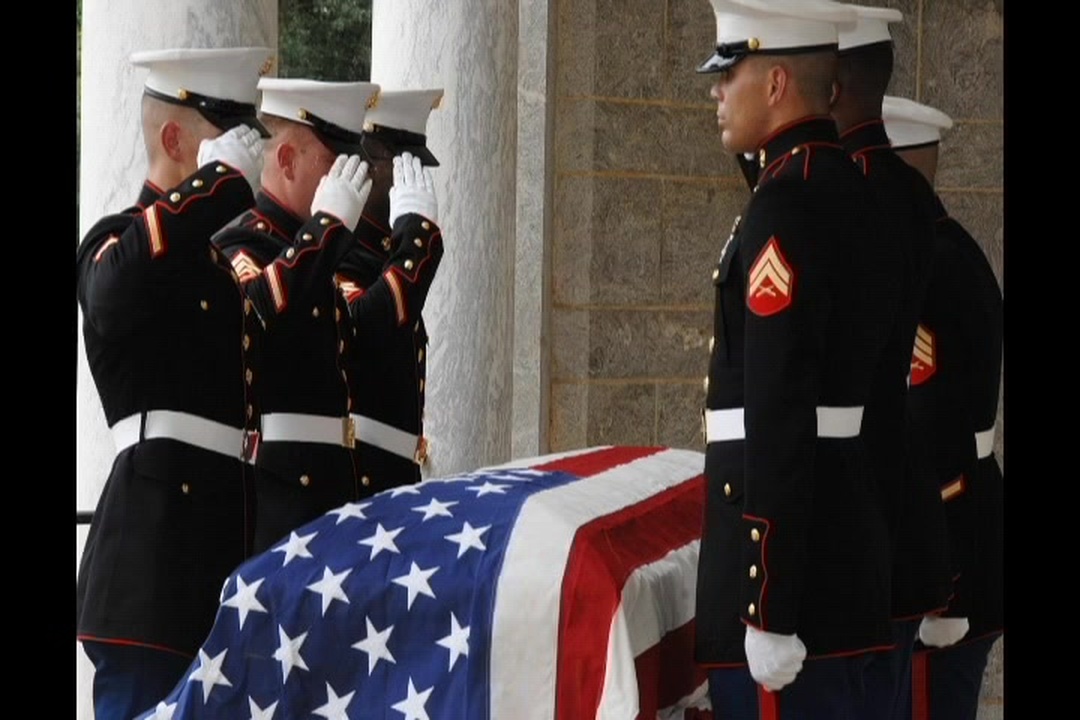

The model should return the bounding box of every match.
[389,151,438,226]
[197,124,265,192]
[311,154,372,232]
[744,625,807,692]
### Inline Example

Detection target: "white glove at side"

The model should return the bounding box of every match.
[197,124,265,192]
[310,154,372,232]
[744,625,807,692]
[389,151,438,227]
[918,616,970,648]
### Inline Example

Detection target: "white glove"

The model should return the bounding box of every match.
[744,625,807,692]
[918,616,970,648]
[310,154,372,231]
[197,124,264,192]
[389,151,438,226]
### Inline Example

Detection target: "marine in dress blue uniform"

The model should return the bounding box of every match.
[883,96,1005,720]
[692,2,898,717]
[335,88,446,492]
[213,80,444,553]
[75,46,272,720]
[213,79,377,554]
[832,9,957,716]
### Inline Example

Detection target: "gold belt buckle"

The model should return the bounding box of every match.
[342,417,356,449]
[414,436,430,466]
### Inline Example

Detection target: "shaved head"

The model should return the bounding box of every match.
[139,94,223,188]
[833,42,894,132]
[774,50,839,115]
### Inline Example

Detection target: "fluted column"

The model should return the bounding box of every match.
[372,0,528,475]
[76,3,276,718]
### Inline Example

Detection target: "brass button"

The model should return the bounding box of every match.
[749,565,758,579]
[339,339,345,353]
[748,603,756,616]
[246,404,253,419]
[245,368,253,385]
[169,192,181,202]
[723,483,732,497]
[418,349,424,362]
[750,528,760,542]
[361,475,371,487]
[199,300,209,311]
[216,165,228,174]
[404,259,414,271]
[415,320,421,332]
[181,482,190,495]
[758,149,766,168]
[711,268,720,281]
[419,379,425,393]
[791,145,802,155]
[178,89,190,101]
[244,300,253,315]
[320,217,331,226]
[299,474,310,487]
[421,221,431,231]
[382,237,392,251]
[709,336,715,352]
[312,307,320,318]
[414,238,423,248]
[192,178,204,188]
[748,37,760,51]
[243,334,251,350]
[285,248,295,259]
[256,221,267,231]
[302,233,313,242]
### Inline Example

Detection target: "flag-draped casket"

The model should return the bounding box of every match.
[139,446,709,719]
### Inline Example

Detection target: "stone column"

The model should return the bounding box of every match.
[372,0,529,475]
[76,3,276,718]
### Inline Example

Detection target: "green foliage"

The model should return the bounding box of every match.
[279,0,373,81]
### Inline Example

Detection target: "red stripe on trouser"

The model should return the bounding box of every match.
[912,650,930,720]
[632,619,709,715]
[553,467,706,719]
[758,685,780,720]
[531,445,665,476]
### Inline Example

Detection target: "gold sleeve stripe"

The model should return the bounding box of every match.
[940,476,965,502]
[146,205,165,258]
[93,236,120,263]
[386,270,406,325]
[267,264,286,312]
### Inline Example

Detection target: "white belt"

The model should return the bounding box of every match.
[261,413,356,449]
[704,406,864,442]
[111,410,248,461]
[351,414,424,464]
[975,425,996,460]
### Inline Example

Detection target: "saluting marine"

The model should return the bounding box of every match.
[76,47,271,720]
[693,1,899,717]
[213,79,377,554]
[213,79,443,553]
[884,96,1005,720]
[337,88,446,492]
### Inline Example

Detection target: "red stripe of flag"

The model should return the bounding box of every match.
[549,446,705,719]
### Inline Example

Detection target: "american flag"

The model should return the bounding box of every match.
[138,446,710,720]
